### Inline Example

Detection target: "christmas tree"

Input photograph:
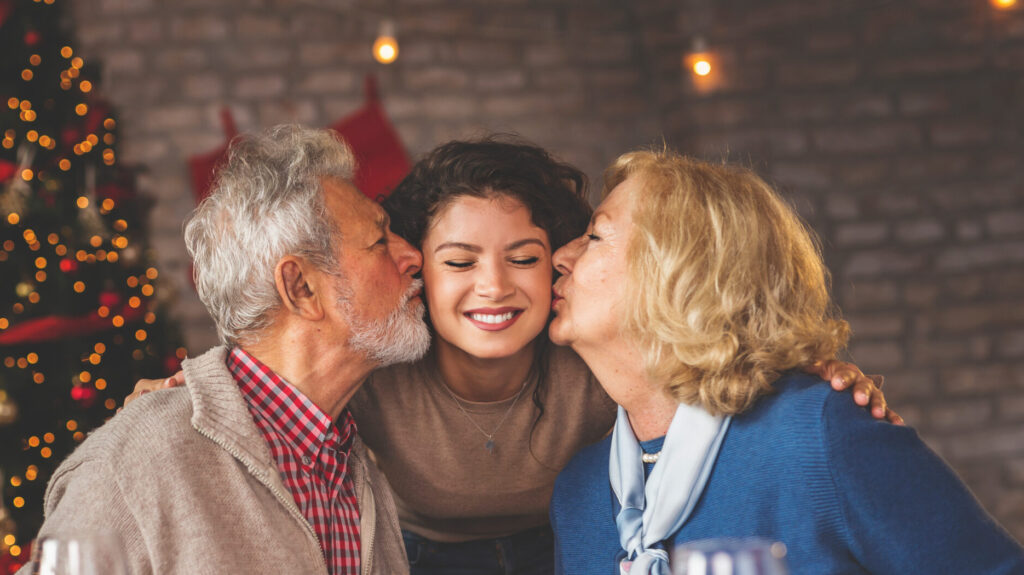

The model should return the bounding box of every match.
[0,0,183,568]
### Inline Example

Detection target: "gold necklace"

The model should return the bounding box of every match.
[440,378,530,455]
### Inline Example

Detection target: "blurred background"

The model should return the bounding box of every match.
[1,0,1022,566]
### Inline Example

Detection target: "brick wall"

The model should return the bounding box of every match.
[71,0,1023,542]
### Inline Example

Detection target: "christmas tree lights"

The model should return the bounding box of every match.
[0,0,184,568]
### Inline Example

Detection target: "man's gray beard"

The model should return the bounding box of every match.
[340,278,431,367]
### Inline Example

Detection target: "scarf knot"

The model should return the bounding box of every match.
[609,404,731,575]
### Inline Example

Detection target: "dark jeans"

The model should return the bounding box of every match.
[402,525,555,575]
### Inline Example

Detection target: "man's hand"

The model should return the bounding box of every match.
[805,360,904,425]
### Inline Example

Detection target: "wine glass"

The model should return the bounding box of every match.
[28,533,129,575]
[671,538,789,575]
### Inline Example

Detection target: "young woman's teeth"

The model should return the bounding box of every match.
[470,312,515,324]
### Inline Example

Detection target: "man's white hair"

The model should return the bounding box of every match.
[184,125,355,345]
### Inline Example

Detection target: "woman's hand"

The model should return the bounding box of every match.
[806,360,904,425]
[118,371,185,412]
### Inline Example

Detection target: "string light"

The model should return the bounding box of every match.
[373,20,399,64]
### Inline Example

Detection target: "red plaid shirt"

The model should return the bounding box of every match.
[227,347,361,575]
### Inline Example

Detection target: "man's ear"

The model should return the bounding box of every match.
[275,256,325,320]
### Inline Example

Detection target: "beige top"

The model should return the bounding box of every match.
[349,344,617,542]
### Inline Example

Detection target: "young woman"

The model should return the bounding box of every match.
[128,136,895,575]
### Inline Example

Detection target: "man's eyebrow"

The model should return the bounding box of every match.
[434,242,481,254]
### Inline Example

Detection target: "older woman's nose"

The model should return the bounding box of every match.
[553,235,585,276]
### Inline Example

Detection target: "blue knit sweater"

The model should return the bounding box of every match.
[550,373,1024,574]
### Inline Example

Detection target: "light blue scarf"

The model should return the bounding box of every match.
[610,403,732,575]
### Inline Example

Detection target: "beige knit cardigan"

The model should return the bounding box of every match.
[21,346,408,575]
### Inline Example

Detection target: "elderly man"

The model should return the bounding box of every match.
[22,125,429,575]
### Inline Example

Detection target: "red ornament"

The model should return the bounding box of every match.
[24,30,40,46]
[59,258,78,273]
[0,159,16,182]
[70,384,99,407]
[98,291,122,308]
[0,545,28,574]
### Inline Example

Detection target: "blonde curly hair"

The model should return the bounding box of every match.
[607,150,849,415]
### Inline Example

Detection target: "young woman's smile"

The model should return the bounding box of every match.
[421,194,553,360]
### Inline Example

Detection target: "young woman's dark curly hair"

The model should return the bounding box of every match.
[381,135,593,469]
[382,135,592,255]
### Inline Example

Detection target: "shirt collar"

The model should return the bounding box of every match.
[226,347,357,463]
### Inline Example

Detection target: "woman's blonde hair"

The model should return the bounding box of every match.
[607,150,849,415]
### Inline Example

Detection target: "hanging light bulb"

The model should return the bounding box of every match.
[685,36,713,78]
[992,0,1017,8]
[373,19,399,64]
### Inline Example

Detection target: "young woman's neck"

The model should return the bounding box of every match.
[434,337,538,402]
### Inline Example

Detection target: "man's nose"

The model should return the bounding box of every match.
[390,232,422,276]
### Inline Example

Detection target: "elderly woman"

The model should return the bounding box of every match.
[548,150,1024,574]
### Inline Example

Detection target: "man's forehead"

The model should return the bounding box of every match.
[322,178,386,231]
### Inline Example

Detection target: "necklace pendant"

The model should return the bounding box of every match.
[485,439,495,453]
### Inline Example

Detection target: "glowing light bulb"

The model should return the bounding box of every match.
[992,0,1017,7]
[693,60,712,76]
[373,20,399,64]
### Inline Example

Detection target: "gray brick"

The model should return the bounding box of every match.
[814,123,922,154]
[297,70,357,94]
[236,14,288,39]
[234,75,287,100]
[988,211,1024,236]
[835,222,888,247]
[127,17,163,44]
[956,221,983,241]
[929,399,994,431]
[943,364,1024,395]
[844,249,927,277]
[998,394,1024,421]
[155,48,209,70]
[183,74,225,100]
[777,59,859,88]
[841,280,900,309]
[77,22,122,46]
[997,331,1024,359]
[474,70,526,92]
[258,100,319,126]
[404,68,471,91]
[826,196,860,219]
[848,341,904,370]
[947,425,1024,459]
[931,121,995,147]
[170,15,229,43]
[847,314,904,338]
[140,105,203,132]
[103,50,145,76]
[936,242,1024,272]
[895,219,945,244]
